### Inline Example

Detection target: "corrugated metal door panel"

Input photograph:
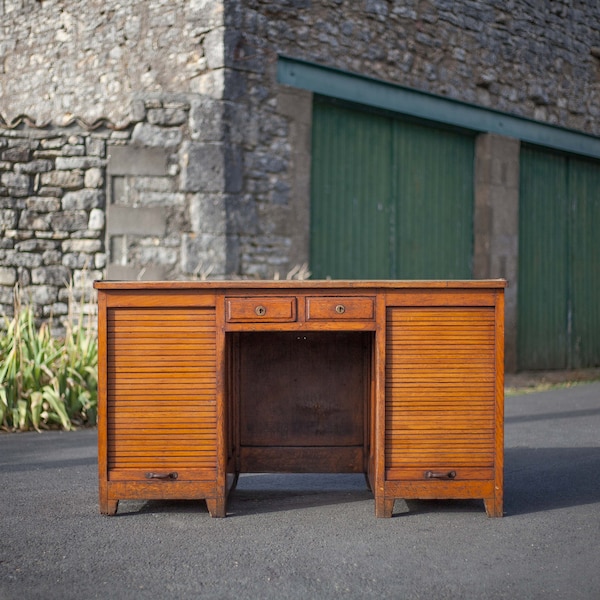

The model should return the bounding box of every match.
[569,156,600,368]
[393,121,474,279]
[518,146,569,370]
[310,99,392,279]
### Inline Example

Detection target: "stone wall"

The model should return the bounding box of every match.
[223,0,600,280]
[0,0,233,322]
[0,95,233,323]
[235,0,600,134]
[0,0,225,126]
[1,0,600,327]
[0,127,106,320]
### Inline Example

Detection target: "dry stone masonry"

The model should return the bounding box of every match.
[1,0,599,330]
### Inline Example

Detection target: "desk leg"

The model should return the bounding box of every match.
[375,497,395,518]
[100,499,119,516]
[206,497,227,518]
[484,497,503,518]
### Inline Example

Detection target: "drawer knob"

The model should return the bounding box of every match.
[335,304,346,314]
[255,305,267,316]
[424,470,456,480]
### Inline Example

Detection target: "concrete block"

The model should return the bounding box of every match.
[107,206,166,236]
[106,264,167,281]
[107,146,168,176]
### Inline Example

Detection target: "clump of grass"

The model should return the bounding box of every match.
[0,285,98,432]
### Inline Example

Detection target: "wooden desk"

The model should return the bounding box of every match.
[94,280,505,518]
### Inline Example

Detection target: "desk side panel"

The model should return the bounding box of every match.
[383,287,503,515]
[101,295,219,511]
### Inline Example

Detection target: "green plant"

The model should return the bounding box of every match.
[0,285,98,432]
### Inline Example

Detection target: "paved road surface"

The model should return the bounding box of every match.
[1,382,599,599]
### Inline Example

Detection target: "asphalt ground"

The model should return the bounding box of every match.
[1,381,599,600]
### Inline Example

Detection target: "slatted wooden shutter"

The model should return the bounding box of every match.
[385,307,496,481]
[106,307,217,480]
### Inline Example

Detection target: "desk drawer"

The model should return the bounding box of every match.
[226,296,297,322]
[306,296,375,321]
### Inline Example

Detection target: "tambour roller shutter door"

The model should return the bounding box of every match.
[385,306,496,479]
[106,307,217,477]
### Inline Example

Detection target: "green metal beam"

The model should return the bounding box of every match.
[277,56,600,160]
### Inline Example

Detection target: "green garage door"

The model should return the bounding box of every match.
[310,97,475,280]
[519,145,600,370]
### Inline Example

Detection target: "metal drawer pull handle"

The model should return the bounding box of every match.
[145,472,178,480]
[255,305,266,316]
[424,470,456,480]
[335,304,346,314]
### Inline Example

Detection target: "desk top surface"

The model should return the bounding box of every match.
[94,279,507,291]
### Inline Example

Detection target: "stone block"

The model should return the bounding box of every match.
[130,123,182,148]
[18,210,52,231]
[40,138,65,150]
[223,69,246,101]
[32,266,71,286]
[187,0,224,27]
[190,97,224,142]
[42,250,63,265]
[95,253,107,269]
[62,189,104,210]
[84,168,104,188]
[0,208,18,229]
[62,239,103,253]
[190,69,225,99]
[224,30,263,73]
[226,194,259,236]
[203,27,225,70]
[224,144,243,193]
[15,239,59,252]
[17,159,53,174]
[1,172,30,191]
[40,170,85,189]
[277,88,313,124]
[133,245,178,266]
[0,266,17,286]
[62,144,86,157]
[2,146,31,162]
[50,210,89,232]
[23,285,58,306]
[88,208,105,230]
[26,197,61,212]
[62,253,95,269]
[44,302,69,318]
[86,137,106,157]
[181,232,226,275]
[147,108,188,126]
[72,269,103,289]
[136,192,186,207]
[55,157,104,170]
[190,193,226,234]
[180,141,225,193]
